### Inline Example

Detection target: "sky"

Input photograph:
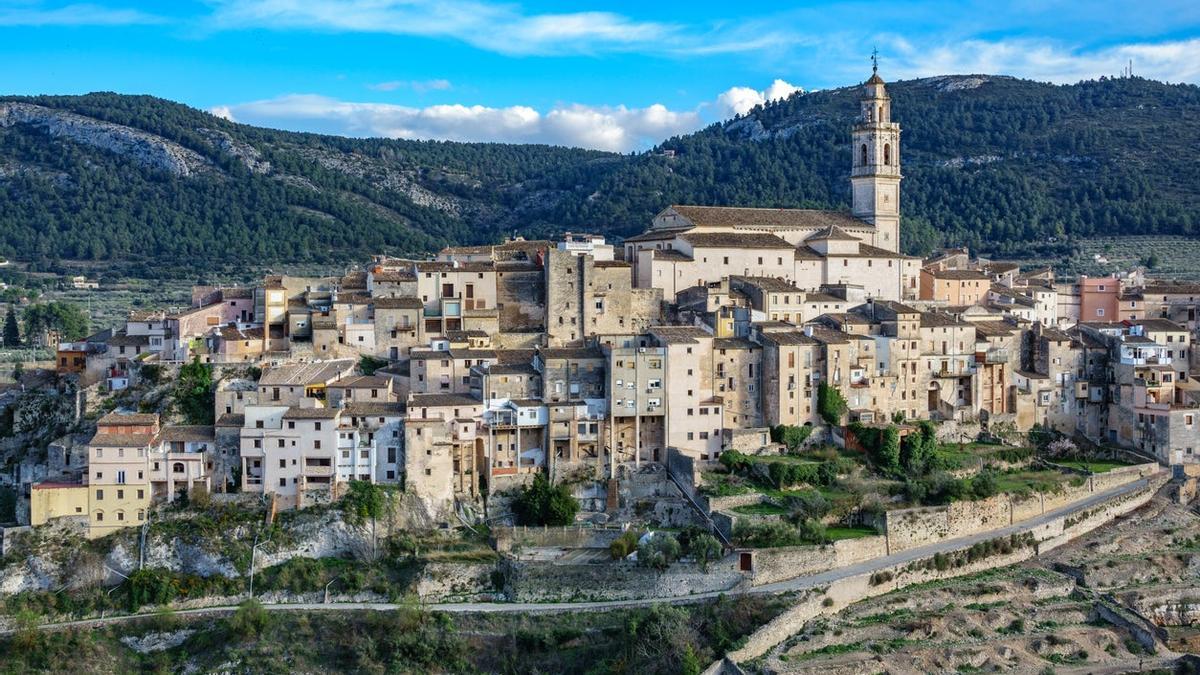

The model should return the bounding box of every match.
[1,0,1199,152]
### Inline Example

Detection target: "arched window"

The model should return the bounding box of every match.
[860,144,868,166]
[172,462,185,474]
[884,144,891,165]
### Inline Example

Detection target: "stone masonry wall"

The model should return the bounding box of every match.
[880,462,1155,553]
[720,472,1166,668]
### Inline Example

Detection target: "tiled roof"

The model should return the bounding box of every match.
[216,413,245,427]
[807,225,859,241]
[408,393,482,408]
[98,412,158,426]
[159,425,215,442]
[283,407,342,419]
[649,326,712,344]
[259,359,355,386]
[730,275,801,292]
[343,402,406,416]
[667,205,873,231]
[680,232,794,250]
[91,433,156,447]
[927,269,990,280]
[372,296,424,310]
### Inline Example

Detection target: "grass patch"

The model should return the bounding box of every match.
[1054,460,1132,473]
[731,503,788,516]
[826,526,878,541]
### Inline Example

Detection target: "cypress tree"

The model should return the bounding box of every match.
[2,305,20,347]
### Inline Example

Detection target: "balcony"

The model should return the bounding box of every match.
[984,348,1010,364]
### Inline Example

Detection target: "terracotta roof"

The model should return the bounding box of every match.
[539,346,604,360]
[758,330,818,346]
[98,412,158,427]
[408,393,482,408]
[259,360,355,386]
[370,271,415,283]
[653,249,693,262]
[216,413,245,427]
[90,433,156,447]
[680,232,794,250]
[650,326,711,344]
[624,229,685,243]
[283,407,342,419]
[731,275,801,293]
[159,425,215,442]
[807,225,859,241]
[342,402,406,416]
[330,375,392,389]
[667,205,872,231]
[928,269,990,280]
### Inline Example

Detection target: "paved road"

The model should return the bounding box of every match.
[13,473,1160,635]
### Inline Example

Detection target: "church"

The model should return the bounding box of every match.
[624,70,920,302]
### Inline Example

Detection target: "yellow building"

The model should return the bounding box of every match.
[29,482,89,527]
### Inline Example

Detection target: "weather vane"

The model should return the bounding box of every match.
[871,46,879,74]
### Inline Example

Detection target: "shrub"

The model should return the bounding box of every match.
[511,473,578,526]
[876,426,901,474]
[784,490,830,522]
[817,383,847,426]
[610,530,641,560]
[797,518,830,545]
[971,471,999,499]
[718,449,752,473]
[227,599,271,639]
[772,424,812,451]
[732,521,805,548]
[685,533,723,572]
[637,532,681,571]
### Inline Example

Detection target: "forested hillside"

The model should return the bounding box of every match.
[0,74,1197,269]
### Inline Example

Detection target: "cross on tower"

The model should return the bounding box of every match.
[871,46,879,74]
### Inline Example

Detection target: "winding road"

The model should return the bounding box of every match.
[8,473,1161,635]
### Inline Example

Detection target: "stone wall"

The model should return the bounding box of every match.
[747,536,887,586]
[879,462,1155,553]
[504,556,745,602]
[491,525,626,553]
[414,562,498,602]
[722,473,1165,667]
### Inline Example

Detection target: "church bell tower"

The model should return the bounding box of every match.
[851,58,901,253]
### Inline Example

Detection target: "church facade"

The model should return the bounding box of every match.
[625,71,920,302]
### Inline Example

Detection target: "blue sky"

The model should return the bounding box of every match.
[2,0,1198,150]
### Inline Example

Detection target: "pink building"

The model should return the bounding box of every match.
[1079,275,1120,323]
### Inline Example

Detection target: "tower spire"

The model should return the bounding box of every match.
[871,46,878,75]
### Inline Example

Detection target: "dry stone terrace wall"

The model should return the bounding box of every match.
[747,536,888,587]
[720,472,1167,668]
[503,557,746,602]
[879,461,1157,553]
[491,525,625,553]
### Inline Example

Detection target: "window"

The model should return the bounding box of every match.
[279,478,287,487]
[860,143,867,166]
[95,489,104,500]
[137,489,144,499]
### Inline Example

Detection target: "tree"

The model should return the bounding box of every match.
[511,472,578,526]
[685,533,722,572]
[174,357,214,424]
[772,424,812,451]
[342,480,396,561]
[637,532,681,571]
[817,382,847,426]
[875,425,901,474]
[20,301,89,341]
[2,305,19,347]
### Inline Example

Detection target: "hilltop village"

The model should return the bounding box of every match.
[0,72,1198,672]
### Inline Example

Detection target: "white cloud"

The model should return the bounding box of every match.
[367,79,452,93]
[212,95,703,152]
[210,105,236,122]
[204,0,791,57]
[213,78,808,151]
[0,2,163,26]
[878,36,1200,84]
[716,79,803,117]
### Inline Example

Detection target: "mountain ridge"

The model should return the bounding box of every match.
[0,73,1196,269]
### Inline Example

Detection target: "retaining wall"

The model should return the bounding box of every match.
[880,462,1157,553]
[505,556,745,602]
[723,472,1166,666]
[747,536,888,587]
